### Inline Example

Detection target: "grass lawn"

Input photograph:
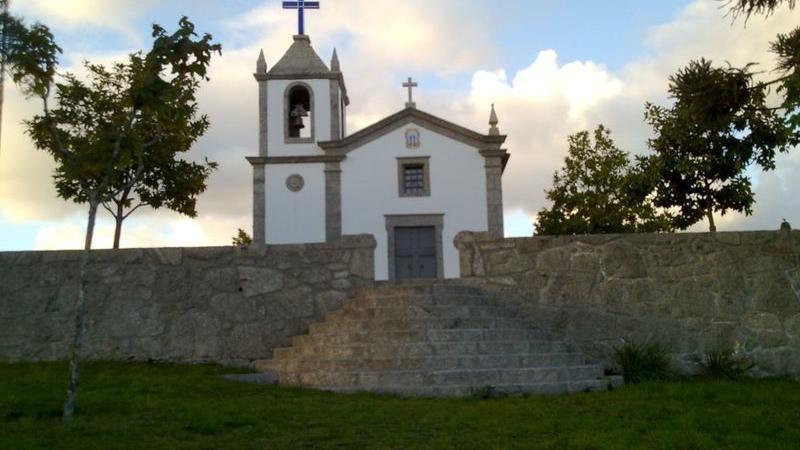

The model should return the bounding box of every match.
[1,362,799,449]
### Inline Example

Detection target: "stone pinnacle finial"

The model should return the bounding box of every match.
[489,103,500,136]
[331,48,340,72]
[256,49,267,73]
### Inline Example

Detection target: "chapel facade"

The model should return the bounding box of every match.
[247,34,509,281]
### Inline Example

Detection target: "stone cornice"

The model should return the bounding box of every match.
[257,72,349,106]
[479,149,511,173]
[318,108,507,154]
[246,155,346,165]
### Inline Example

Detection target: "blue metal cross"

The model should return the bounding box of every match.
[282,0,320,35]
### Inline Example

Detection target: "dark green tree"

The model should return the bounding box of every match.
[726,0,796,18]
[645,59,794,232]
[232,228,253,247]
[4,12,220,422]
[726,0,800,133]
[0,0,9,152]
[50,57,219,249]
[535,125,672,235]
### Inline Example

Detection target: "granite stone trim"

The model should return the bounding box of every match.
[269,72,336,80]
[479,149,511,173]
[385,214,445,280]
[252,164,266,244]
[247,155,345,165]
[283,81,315,145]
[484,155,504,238]
[318,108,506,154]
[269,73,350,106]
[268,35,331,77]
[325,161,342,242]
[330,79,341,141]
[256,74,268,157]
[396,156,431,198]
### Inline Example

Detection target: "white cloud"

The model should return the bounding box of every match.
[460,0,800,234]
[33,213,247,250]
[458,49,627,230]
[14,0,155,44]
[3,0,800,250]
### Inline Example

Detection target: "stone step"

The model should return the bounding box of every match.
[255,281,615,397]
[257,352,587,373]
[356,283,486,300]
[290,328,553,347]
[326,305,520,322]
[322,377,623,397]
[345,293,506,310]
[279,365,605,387]
[308,317,534,335]
[272,340,572,360]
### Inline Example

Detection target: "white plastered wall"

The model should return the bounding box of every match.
[341,124,489,280]
[265,163,326,244]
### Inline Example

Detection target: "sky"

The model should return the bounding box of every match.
[1,0,799,250]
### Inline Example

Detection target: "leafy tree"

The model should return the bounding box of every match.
[726,0,796,18]
[726,0,799,133]
[645,59,794,232]
[3,12,220,422]
[770,27,800,133]
[232,228,253,247]
[50,58,219,249]
[0,0,9,150]
[535,125,672,235]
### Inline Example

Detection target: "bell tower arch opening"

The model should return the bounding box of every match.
[285,83,314,141]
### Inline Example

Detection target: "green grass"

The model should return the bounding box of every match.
[1,362,799,449]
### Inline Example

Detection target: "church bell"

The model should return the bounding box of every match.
[291,103,308,129]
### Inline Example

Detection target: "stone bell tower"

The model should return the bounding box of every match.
[247,32,349,245]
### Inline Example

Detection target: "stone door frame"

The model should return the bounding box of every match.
[385,214,444,280]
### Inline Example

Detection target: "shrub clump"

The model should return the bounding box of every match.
[614,341,671,384]
[697,349,755,380]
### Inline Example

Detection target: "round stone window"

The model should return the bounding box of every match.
[286,174,305,192]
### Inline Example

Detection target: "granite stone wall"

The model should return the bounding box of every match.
[0,235,376,366]
[455,230,800,377]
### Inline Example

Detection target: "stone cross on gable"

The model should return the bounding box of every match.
[282,0,320,35]
[403,77,418,109]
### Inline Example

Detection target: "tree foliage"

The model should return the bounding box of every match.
[771,27,800,133]
[535,125,672,235]
[2,12,221,422]
[24,19,220,248]
[232,228,253,247]
[725,0,799,133]
[0,8,60,98]
[645,59,795,231]
[726,0,796,19]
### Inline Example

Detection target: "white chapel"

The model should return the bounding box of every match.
[247,26,510,281]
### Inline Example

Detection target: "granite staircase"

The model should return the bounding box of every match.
[255,283,621,396]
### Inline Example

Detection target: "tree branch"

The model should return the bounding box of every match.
[100,201,115,217]
[122,202,147,220]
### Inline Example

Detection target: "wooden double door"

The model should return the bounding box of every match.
[394,226,437,280]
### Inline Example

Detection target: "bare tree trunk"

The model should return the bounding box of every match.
[113,201,123,249]
[707,207,717,233]
[63,195,98,423]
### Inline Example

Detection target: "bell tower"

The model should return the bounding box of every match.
[256,34,348,157]
[248,31,349,245]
